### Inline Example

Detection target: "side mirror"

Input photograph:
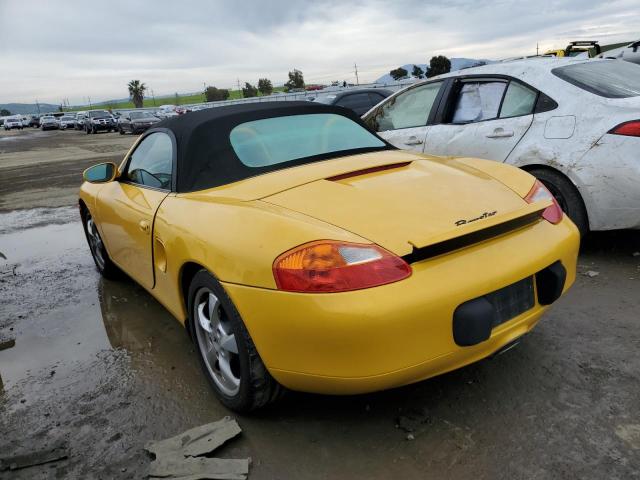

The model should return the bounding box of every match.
[83,162,119,184]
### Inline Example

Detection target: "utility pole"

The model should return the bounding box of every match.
[237,78,242,98]
[536,43,539,56]
[35,99,40,114]
[354,63,359,85]
[151,89,156,106]
[88,96,92,109]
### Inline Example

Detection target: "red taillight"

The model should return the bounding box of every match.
[273,240,411,293]
[525,180,563,224]
[609,120,640,137]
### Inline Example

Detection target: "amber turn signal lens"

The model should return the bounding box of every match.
[273,241,411,293]
[524,180,563,224]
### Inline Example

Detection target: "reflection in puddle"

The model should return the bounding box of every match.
[98,277,197,374]
[0,218,212,411]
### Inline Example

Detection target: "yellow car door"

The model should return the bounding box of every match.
[97,131,174,289]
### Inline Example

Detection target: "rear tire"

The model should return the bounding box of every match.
[529,168,589,236]
[187,270,284,412]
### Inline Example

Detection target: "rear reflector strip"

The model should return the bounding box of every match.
[403,211,542,264]
[326,162,412,182]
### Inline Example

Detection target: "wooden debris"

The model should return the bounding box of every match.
[146,416,242,458]
[0,442,68,471]
[146,417,249,479]
[149,456,249,480]
[0,336,15,352]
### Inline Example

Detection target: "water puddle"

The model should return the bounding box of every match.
[0,206,79,235]
[0,217,215,410]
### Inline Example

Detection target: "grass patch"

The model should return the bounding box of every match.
[66,87,287,112]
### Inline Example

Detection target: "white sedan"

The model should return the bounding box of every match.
[363,58,640,234]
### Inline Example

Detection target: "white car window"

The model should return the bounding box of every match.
[451,82,506,123]
[500,82,537,118]
[370,82,441,131]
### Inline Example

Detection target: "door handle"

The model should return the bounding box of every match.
[404,136,424,146]
[138,220,150,234]
[486,128,514,138]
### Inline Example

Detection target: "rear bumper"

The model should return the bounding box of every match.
[92,124,113,131]
[223,217,579,394]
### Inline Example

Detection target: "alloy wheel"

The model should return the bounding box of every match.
[193,287,241,396]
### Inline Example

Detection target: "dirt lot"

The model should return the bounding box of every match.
[1,128,639,479]
[0,128,135,212]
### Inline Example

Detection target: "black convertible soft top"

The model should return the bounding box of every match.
[151,101,392,193]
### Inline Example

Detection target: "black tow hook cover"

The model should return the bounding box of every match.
[453,297,496,347]
[536,261,566,305]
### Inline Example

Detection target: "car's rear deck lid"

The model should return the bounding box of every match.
[262,159,547,256]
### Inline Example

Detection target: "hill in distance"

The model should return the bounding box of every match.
[375,58,491,84]
[0,103,61,115]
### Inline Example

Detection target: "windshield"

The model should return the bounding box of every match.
[42,116,54,121]
[229,113,386,168]
[552,61,640,98]
[61,116,74,120]
[89,110,110,118]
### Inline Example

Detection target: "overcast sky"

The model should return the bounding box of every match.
[0,0,637,105]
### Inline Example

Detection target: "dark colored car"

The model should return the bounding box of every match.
[312,88,393,115]
[84,110,117,134]
[118,111,161,135]
[28,116,40,128]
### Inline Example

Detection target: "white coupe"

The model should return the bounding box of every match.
[363,58,640,234]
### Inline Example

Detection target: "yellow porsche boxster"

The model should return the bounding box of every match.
[79,102,579,411]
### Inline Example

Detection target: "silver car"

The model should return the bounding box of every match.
[59,115,77,130]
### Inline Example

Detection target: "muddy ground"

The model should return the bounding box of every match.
[0,128,639,479]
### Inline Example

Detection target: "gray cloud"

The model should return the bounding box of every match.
[0,0,636,104]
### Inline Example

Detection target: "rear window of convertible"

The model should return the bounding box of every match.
[552,61,640,98]
[229,113,386,168]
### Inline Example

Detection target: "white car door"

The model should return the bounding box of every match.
[424,78,536,161]
[363,81,444,153]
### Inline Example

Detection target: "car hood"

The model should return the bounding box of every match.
[259,151,543,256]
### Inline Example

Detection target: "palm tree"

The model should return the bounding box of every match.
[128,80,146,108]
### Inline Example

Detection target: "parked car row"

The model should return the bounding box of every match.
[8,57,638,236]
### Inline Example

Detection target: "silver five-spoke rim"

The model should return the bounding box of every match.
[194,288,240,396]
[86,216,105,270]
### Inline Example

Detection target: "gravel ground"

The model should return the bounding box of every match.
[0,128,639,479]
